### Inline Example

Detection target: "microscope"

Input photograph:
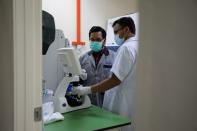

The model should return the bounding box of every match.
[53,47,91,113]
[42,11,90,114]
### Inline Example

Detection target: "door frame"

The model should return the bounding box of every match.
[13,0,42,131]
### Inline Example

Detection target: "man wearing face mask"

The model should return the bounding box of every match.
[79,26,116,107]
[73,17,138,131]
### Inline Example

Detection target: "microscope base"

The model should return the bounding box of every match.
[53,95,91,113]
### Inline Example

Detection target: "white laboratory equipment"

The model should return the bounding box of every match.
[53,47,91,113]
[43,29,69,92]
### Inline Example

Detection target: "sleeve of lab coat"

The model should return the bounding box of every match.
[111,46,135,82]
[79,55,83,65]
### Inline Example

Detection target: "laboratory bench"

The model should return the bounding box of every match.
[44,105,131,131]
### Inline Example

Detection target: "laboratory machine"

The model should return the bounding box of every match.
[52,47,91,113]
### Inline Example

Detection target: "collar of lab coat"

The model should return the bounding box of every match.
[124,36,134,44]
[87,46,110,68]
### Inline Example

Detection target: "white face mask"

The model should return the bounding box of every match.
[114,34,125,46]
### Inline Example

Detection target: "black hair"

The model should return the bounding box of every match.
[89,26,106,39]
[112,17,136,34]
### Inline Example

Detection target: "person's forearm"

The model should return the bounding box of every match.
[91,74,121,93]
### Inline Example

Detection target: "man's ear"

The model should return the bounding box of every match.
[103,39,106,46]
[124,27,130,33]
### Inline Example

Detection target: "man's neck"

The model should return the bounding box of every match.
[92,47,106,66]
[125,33,134,41]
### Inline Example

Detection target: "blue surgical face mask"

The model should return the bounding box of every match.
[89,41,103,52]
[114,34,125,46]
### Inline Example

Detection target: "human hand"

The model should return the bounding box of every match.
[79,69,87,80]
[72,86,91,96]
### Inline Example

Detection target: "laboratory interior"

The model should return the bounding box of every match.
[1,0,197,131]
[41,0,197,131]
[42,0,138,130]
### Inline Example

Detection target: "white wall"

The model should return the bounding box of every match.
[81,0,138,45]
[0,0,14,131]
[42,0,138,53]
[42,0,76,45]
[136,0,197,131]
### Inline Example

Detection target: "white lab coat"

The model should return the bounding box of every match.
[103,37,138,131]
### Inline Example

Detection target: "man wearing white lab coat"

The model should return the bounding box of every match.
[73,17,138,131]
